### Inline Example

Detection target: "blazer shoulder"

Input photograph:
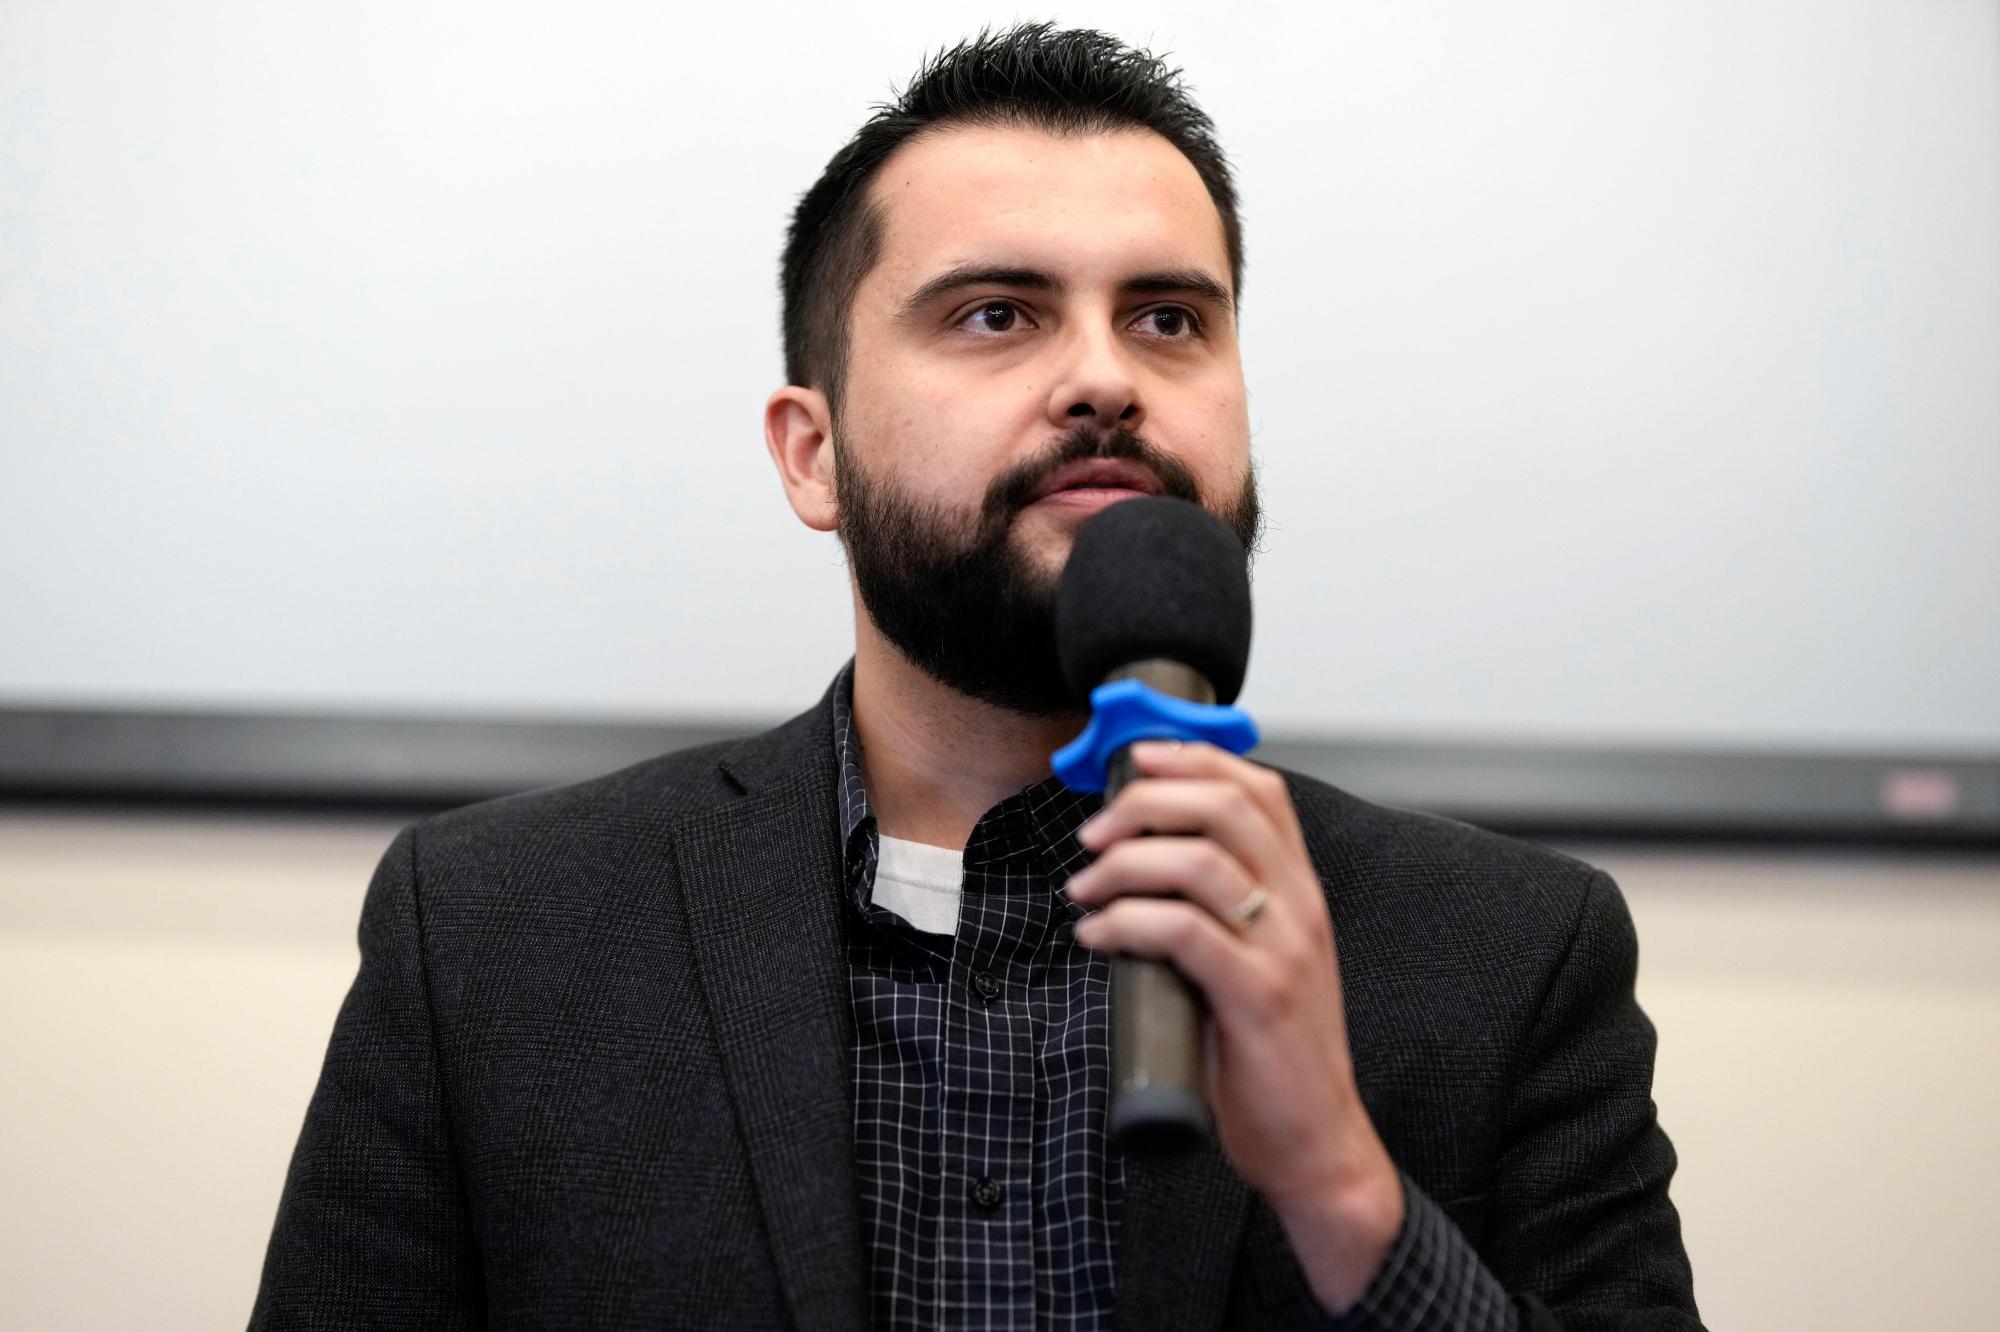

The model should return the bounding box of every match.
[418,736,744,843]
[1277,767,1612,940]
[369,736,751,929]
[327,738,759,1002]
[382,684,828,912]
[407,682,835,862]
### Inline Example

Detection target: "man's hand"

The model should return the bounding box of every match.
[1065,739,1405,1314]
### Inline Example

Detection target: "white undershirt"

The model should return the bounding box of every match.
[872,834,964,936]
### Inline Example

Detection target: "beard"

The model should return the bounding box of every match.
[833,421,1263,718]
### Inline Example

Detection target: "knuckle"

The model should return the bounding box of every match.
[1271,939,1313,987]
[1242,964,1287,1017]
[1196,840,1233,879]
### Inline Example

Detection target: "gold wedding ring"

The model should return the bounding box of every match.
[1225,885,1269,931]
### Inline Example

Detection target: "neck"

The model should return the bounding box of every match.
[850,613,1086,852]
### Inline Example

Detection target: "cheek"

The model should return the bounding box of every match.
[1180,382,1252,481]
[1157,388,1247,464]
[836,398,990,511]
[862,371,1044,492]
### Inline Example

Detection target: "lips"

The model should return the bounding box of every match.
[1026,459,1163,504]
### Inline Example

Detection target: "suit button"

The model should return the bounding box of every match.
[971,1176,1004,1209]
[972,971,1001,1003]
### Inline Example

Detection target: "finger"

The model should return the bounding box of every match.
[1064,835,1272,927]
[1073,895,1274,1017]
[1126,741,1303,841]
[1077,778,1288,886]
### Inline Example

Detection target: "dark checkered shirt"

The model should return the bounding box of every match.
[832,664,1518,1332]
[834,665,1120,1330]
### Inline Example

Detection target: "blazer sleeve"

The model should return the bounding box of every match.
[1482,866,1701,1330]
[249,825,486,1331]
[1310,867,1702,1332]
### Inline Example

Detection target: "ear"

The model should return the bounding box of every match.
[763,385,839,533]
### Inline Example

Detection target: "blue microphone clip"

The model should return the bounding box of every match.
[1051,678,1260,793]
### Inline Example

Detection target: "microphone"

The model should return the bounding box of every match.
[1054,495,1256,1156]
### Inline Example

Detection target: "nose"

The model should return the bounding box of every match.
[1044,323,1145,434]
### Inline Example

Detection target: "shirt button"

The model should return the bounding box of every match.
[972,971,1001,1003]
[971,1175,1004,1209]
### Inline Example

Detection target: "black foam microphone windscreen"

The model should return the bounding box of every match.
[1055,496,1254,704]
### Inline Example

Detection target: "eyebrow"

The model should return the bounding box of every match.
[894,263,1236,324]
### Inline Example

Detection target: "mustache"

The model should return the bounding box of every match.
[976,424,1204,535]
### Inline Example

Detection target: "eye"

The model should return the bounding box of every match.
[1134,305,1203,340]
[957,299,1031,335]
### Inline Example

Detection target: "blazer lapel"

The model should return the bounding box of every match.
[1115,1140,1252,1331]
[674,698,868,1332]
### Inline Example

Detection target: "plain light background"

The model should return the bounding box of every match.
[4,0,1996,750]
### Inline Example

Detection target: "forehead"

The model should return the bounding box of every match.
[859,122,1231,301]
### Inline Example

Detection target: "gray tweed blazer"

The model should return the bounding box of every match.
[250,678,1699,1330]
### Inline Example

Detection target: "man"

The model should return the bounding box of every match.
[253,24,1700,1331]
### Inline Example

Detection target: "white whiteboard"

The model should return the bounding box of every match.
[4,0,1996,756]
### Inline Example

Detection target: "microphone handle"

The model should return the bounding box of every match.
[1101,661,1214,1157]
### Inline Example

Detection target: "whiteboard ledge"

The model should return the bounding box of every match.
[1,705,1995,846]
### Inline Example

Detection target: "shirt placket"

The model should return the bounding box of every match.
[937,832,1048,1332]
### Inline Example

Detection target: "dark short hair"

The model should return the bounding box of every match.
[780,22,1244,415]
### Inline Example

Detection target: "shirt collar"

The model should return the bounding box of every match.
[829,660,1102,909]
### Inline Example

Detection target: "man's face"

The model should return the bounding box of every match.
[826,122,1258,714]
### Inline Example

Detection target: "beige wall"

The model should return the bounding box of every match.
[1576,842,2000,1329]
[2,808,1995,1330]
